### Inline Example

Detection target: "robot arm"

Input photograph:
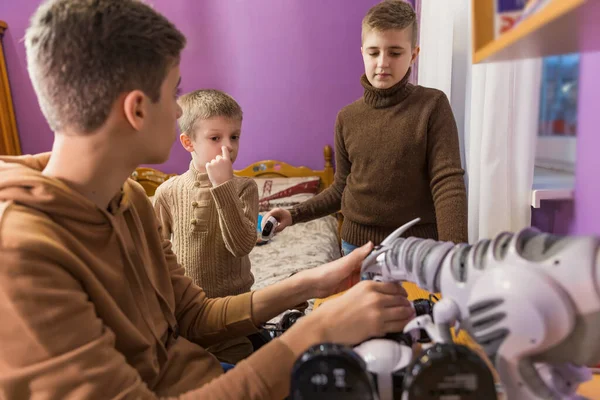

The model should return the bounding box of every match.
[362,218,600,400]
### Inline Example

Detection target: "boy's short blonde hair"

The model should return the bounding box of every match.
[25,0,186,133]
[362,0,418,48]
[177,89,243,138]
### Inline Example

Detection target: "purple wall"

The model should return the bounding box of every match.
[572,51,600,235]
[1,0,380,173]
[571,1,600,235]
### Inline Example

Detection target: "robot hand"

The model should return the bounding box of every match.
[360,218,421,282]
[360,218,455,290]
[361,220,600,400]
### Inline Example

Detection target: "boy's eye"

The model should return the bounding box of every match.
[231,135,240,141]
[368,52,379,57]
[391,53,402,57]
[210,137,219,142]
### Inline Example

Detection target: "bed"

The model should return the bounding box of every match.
[235,145,341,292]
[131,145,342,298]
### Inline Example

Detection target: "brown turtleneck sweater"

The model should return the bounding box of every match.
[291,70,468,246]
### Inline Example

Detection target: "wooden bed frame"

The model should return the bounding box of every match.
[234,145,334,193]
[130,167,177,197]
[131,145,335,197]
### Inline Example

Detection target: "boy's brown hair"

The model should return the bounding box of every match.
[25,0,186,133]
[362,0,418,48]
[177,89,243,139]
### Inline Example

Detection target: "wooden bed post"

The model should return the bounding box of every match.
[0,21,22,156]
[322,145,334,189]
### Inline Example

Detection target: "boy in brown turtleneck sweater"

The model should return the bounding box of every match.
[154,89,258,364]
[266,0,468,256]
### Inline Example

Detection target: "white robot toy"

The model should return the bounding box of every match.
[361,218,600,400]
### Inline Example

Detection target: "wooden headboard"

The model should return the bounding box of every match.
[132,145,335,197]
[234,145,334,194]
[131,167,177,197]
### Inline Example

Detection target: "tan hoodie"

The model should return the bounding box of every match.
[0,153,296,399]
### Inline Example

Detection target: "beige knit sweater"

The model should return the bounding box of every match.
[154,162,259,298]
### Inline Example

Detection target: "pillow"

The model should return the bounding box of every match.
[252,176,320,212]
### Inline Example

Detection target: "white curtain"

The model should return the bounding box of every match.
[418,0,542,243]
[418,0,471,171]
[417,0,454,100]
[466,60,542,242]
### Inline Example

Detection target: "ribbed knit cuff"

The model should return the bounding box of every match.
[290,205,310,225]
[210,179,238,209]
[342,219,439,247]
[290,207,300,225]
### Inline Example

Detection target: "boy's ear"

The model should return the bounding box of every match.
[180,133,195,153]
[123,90,147,132]
[411,46,421,64]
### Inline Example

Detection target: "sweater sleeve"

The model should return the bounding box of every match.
[290,114,349,224]
[210,178,259,257]
[176,339,298,400]
[426,93,468,243]
[153,186,173,241]
[162,236,259,346]
[0,248,299,400]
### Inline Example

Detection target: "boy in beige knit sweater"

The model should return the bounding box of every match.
[153,89,259,364]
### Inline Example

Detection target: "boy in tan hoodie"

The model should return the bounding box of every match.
[0,0,415,399]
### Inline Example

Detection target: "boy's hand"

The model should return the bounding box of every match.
[279,280,414,356]
[300,242,377,298]
[316,280,414,345]
[264,208,292,232]
[206,146,234,187]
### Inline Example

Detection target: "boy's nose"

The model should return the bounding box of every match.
[223,142,234,153]
[377,55,389,67]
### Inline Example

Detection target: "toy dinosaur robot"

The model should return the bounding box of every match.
[361,218,600,400]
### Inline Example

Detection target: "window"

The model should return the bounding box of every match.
[535,53,579,173]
